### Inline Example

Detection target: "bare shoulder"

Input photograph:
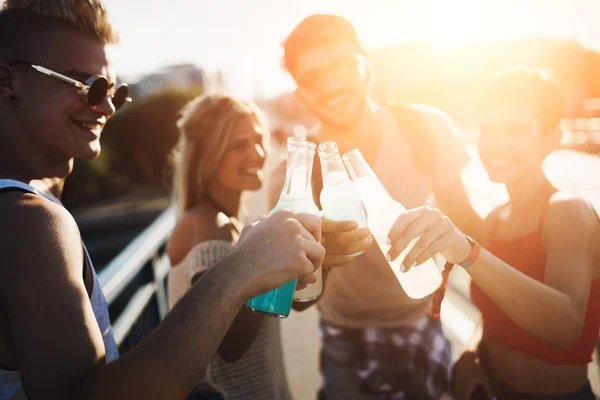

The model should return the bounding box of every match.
[411,104,458,133]
[543,192,598,246]
[168,201,233,266]
[0,191,83,306]
[0,192,109,398]
[545,192,597,229]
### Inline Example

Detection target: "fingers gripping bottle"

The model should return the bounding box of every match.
[246,141,320,317]
[342,149,442,299]
[317,141,368,254]
[286,136,323,302]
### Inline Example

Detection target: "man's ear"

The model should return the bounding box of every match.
[364,59,375,89]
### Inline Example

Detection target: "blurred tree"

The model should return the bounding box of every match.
[62,86,202,210]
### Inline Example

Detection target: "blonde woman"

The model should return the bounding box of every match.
[168,94,292,400]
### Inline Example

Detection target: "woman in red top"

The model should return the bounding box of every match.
[386,66,599,400]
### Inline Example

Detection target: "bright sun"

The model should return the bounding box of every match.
[357,0,518,50]
[428,0,492,48]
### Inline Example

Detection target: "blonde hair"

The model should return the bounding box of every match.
[173,94,269,216]
[1,0,119,44]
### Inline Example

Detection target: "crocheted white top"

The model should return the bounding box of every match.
[168,240,291,400]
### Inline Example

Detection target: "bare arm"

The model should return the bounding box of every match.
[80,252,252,400]
[387,195,597,348]
[187,268,263,363]
[435,182,484,243]
[0,195,323,400]
[466,196,596,348]
[218,310,264,362]
[169,236,264,363]
[419,104,484,242]
[211,294,263,362]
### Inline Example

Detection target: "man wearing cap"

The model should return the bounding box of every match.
[269,14,481,400]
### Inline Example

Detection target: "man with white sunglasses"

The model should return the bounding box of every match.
[0,1,325,399]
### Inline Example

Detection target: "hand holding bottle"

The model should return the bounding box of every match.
[247,140,321,316]
[342,148,442,299]
[237,210,325,298]
[321,219,373,269]
[386,206,471,272]
[317,141,372,270]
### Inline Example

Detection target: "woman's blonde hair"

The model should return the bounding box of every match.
[172,93,269,216]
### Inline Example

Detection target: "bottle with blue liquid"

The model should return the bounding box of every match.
[246,140,319,317]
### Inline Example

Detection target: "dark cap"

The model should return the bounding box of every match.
[282,14,364,74]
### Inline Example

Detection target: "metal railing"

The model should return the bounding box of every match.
[98,205,176,349]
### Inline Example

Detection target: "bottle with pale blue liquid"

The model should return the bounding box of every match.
[246,140,319,318]
[318,141,368,253]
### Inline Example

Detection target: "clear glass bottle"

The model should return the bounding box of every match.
[246,141,320,317]
[342,149,442,299]
[286,135,323,302]
[318,141,367,255]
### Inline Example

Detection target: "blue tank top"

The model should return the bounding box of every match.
[0,179,119,399]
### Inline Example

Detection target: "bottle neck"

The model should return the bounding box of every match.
[321,155,349,185]
[342,149,376,181]
[319,140,350,187]
[342,149,393,208]
[286,137,306,170]
[281,145,314,198]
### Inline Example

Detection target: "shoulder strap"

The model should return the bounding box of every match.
[386,103,437,177]
[0,179,58,203]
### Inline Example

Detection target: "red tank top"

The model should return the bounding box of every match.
[471,212,600,365]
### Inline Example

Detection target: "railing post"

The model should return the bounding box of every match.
[153,253,169,320]
[99,205,176,348]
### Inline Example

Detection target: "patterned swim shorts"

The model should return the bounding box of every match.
[318,316,452,400]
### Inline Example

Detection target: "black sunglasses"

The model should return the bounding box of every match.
[8,61,132,110]
[296,55,366,94]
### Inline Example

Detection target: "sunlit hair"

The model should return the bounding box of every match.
[0,0,118,62]
[481,66,564,135]
[172,94,269,216]
[282,14,365,77]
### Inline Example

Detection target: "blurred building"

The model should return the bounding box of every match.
[129,63,208,98]
[257,91,319,147]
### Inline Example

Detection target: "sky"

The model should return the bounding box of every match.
[101,0,600,97]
